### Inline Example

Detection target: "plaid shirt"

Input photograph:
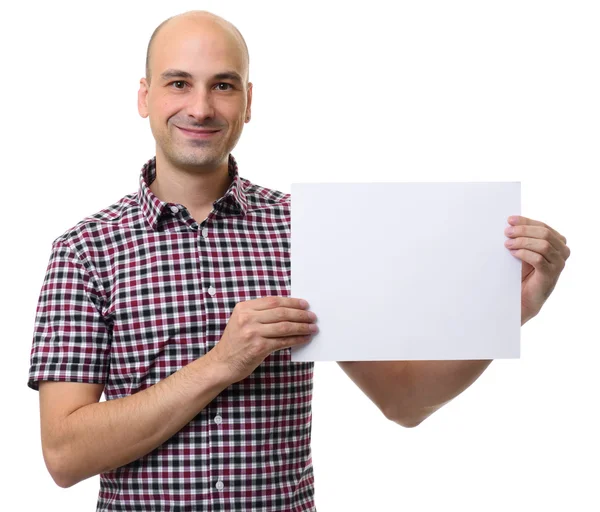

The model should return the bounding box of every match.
[28,155,316,511]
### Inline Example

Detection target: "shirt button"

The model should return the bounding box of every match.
[170,205,179,213]
[202,227,209,238]
[208,286,216,296]
[214,415,222,424]
[216,480,224,491]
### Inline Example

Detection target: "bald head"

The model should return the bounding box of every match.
[145,10,250,85]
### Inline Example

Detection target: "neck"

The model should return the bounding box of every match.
[150,149,233,213]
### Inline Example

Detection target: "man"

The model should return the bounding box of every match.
[28,10,571,511]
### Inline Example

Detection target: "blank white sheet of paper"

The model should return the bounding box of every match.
[290,182,521,362]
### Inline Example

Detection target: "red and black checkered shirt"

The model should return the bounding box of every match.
[28,154,316,511]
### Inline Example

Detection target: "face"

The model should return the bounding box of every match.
[138,19,252,171]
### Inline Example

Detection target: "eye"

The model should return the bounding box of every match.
[215,83,233,91]
[169,80,187,89]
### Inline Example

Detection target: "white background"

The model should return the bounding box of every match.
[2,1,598,510]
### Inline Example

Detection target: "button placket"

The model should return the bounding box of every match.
[213,413,225,495]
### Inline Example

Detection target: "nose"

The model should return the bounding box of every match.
[185,87,216,123]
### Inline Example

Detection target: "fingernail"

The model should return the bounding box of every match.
[299,299,309,308]
[309,324,319,332]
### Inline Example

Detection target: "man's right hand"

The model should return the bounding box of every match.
[208,297,318,383]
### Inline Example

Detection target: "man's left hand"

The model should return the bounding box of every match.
[504,215,571,324]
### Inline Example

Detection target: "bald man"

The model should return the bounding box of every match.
[27,8,572,512]
[29,11,319,511]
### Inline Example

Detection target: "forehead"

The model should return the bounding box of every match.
[152,19,245,76]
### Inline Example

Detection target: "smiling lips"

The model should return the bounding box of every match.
[177,126,221,138]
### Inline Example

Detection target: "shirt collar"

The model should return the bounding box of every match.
[137,154,248,230]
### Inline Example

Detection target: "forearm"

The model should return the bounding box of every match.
[46,352,232,487]
[402,317,533,420]
[389,359,493,425]
[341,317,531,426]
[339,358,492,427]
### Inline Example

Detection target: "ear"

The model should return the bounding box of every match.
[245,82,253,123]
[138,78,150,118]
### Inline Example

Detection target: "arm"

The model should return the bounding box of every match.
[33,243,318,488]
[338,315,533,428]
[337,358,493,428]
[40,351,230,488]
[40,296,316,489]
[339,215,570,428]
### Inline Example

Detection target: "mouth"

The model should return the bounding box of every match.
[176,126,221,139]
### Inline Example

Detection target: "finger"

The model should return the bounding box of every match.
[508,248,553,272]
[508,215,567,245]
[506,237,559,266]
[505,225,569,260]
[258,306,316,325]
[252,296,309,311]
[272,334,315,351]
[261,320,318,339]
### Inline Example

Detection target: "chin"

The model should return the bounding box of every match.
[172,150,226,169]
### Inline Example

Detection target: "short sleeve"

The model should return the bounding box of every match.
[28,241,111,391]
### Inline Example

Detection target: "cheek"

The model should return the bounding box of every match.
[148,95,183,125]
[227,109,246,131]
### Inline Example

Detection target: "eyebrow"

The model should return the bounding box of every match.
[160,69,243,84]
[160,69,194,81]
